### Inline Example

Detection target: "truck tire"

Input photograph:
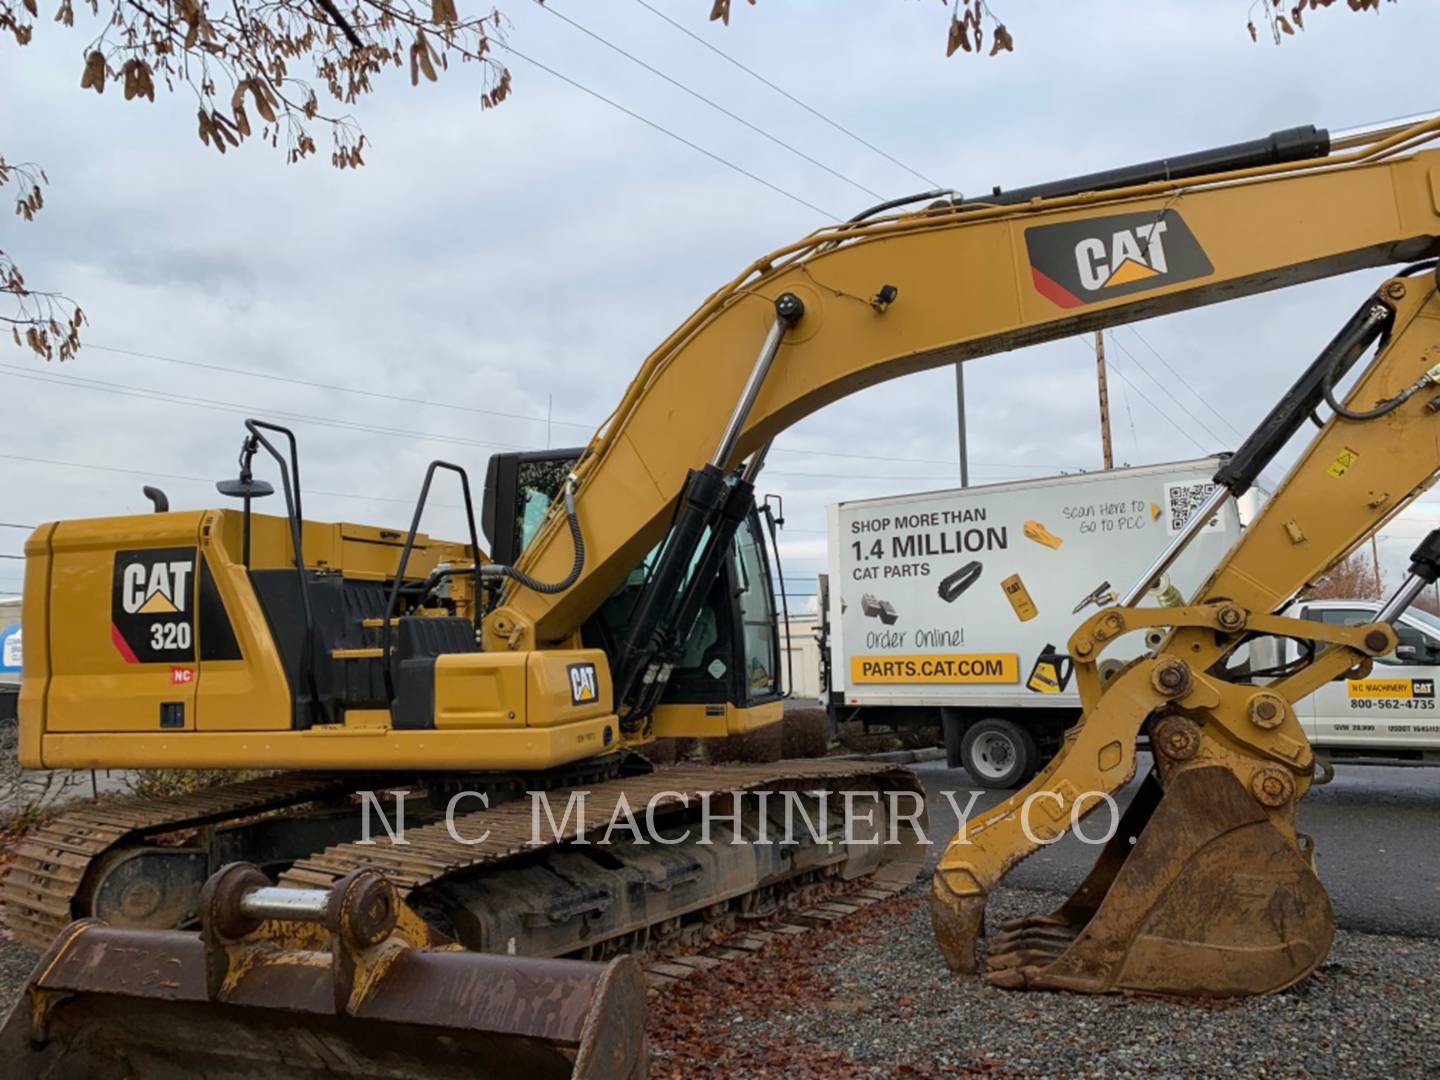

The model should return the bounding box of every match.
[960,718,1037,789]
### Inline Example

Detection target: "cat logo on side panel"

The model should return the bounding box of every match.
[568,662,599,706]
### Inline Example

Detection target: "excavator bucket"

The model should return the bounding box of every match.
[937,762,1334,997]
[930,635,1343,1000]
[0,863,648,1080]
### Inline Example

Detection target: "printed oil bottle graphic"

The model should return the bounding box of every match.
[1026,645,1073,694]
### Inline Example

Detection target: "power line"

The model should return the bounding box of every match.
[1104,361,1208,455]
[74,343,1076,471]
[0,451,463,511]
[498,42,838,220]
[631,0,940,189]
[766,467,983,481]
[1078,343,1207,457]
[538,2,882,200]
[772,447,1064,468]
[0,446,972,503]
[1102,332,1230,449]
[0,523,34,530]
[1123,325,1246,441]
[0,364,528,455]
[85,344,594,431]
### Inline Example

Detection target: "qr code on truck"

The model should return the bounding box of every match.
[1165,481,1221,534]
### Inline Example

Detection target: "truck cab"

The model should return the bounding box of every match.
[1282,598,1440,765]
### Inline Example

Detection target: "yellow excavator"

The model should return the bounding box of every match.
[4,107,1440,1075]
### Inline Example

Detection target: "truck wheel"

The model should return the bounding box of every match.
[960,719,1037,789]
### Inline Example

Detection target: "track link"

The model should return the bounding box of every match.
[280,759,922,897]
[4,757,924,961]
[2,773,353,948]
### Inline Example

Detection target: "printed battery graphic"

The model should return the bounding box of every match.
[1001,573,1038,621]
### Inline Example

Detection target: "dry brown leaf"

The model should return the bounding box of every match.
[80,50,104,93]
[249,80,277,124]
[946,14,964,56]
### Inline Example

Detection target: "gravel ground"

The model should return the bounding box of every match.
[646,883,1440,1079]
[0,881,1435,1077]
[1,754,1435,1075]
[0,933,33,1019]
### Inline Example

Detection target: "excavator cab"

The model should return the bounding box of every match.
[483,447,788,735]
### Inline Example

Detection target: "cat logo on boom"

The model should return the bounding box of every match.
[1025,209,1213,308]
[567,662,599,706]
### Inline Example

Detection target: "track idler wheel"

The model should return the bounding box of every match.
[977,767,1333,997]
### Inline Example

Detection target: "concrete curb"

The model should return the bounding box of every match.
[835,747,946,765]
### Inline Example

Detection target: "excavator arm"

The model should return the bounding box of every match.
[932,273,1440,994]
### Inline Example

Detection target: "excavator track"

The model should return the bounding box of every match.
[1,773,354,948]
[3,758,924,962]
[280,759,926,957]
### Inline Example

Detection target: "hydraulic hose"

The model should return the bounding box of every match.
[1321,361,1425,420]
[481,477,585,594]
[1322,287,1440,422]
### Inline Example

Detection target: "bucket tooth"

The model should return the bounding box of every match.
[0,863,649,1079]
[981,766,1332,997]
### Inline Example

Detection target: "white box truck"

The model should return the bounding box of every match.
[823,457,1242,787]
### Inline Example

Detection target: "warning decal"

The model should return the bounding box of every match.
[1328,446,1360,479]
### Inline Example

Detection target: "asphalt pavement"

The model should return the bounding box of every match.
[915,754,1440,938]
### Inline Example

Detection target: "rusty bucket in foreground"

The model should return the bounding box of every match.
[0,862,648,1079]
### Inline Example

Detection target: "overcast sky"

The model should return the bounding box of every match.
[3,0,1438,606]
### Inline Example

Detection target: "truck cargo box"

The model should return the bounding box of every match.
[824,457,1244,785]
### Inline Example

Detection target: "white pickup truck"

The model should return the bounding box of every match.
[1247,598,1440,767]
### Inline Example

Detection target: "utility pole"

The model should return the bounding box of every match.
[955,362,969,487]
[1095,330,1114,470]
[1371,533,1384,595]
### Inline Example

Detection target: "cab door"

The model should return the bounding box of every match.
[1301,605,1440,749]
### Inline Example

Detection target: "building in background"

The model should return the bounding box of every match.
[1,598,19,680]
[1,597,20,722]
[780,613,822,702]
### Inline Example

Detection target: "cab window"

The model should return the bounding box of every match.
[1309,607,1440,667]
[733,516,778,696]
